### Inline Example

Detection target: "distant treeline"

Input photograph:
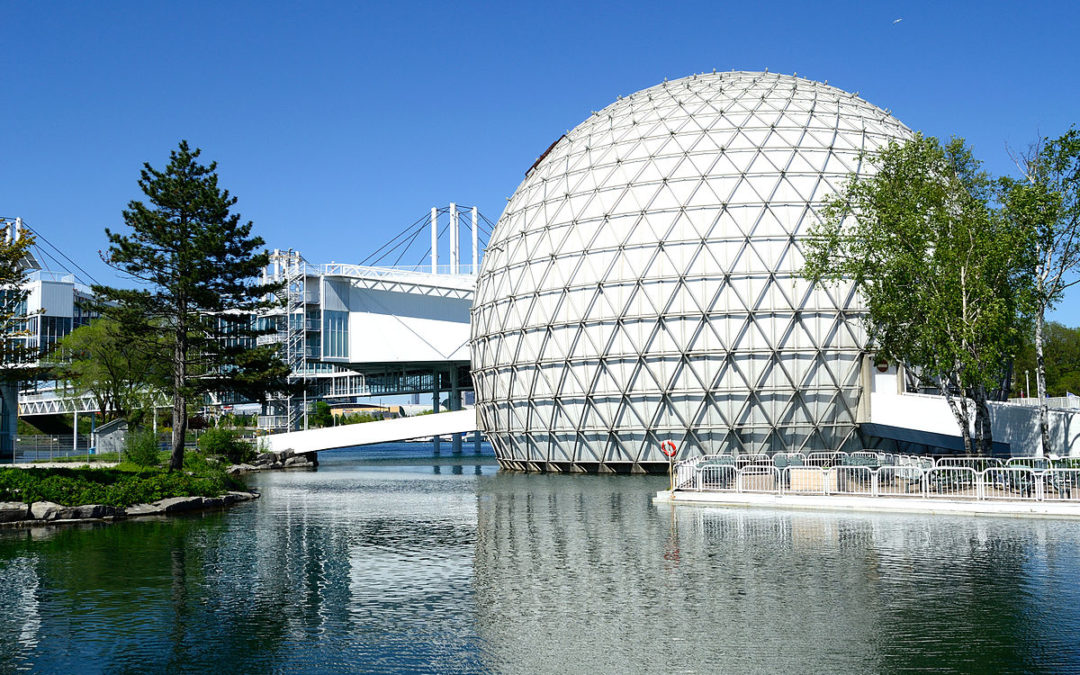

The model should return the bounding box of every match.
[1012,322,1080,397]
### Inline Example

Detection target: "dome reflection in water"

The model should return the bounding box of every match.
[0,444,1077,673]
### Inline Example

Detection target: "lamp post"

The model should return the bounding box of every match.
[1026,370,1031,400]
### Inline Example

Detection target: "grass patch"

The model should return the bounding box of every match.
[0,463,246,508]
[24,452,122,464]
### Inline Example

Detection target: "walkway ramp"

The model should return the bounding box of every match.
[265,409,477,455]
[867,364,1080,455]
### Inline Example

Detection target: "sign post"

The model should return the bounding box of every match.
[660,440,677,491]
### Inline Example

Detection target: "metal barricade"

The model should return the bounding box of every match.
[876,466,925,498]
[981,467,1040,501]
[1007,457,1050,470]
[737,466,779,493]
[674,458,699,490]
[937,457,1004,471]
[1041,469,1080,502]
[832,466,874,496]
[735,454,771,469]
[674,452,1080,507]
[698,464,738,492]
[805,451,846,468]
[783,466,828,495]
[925,467,980,500]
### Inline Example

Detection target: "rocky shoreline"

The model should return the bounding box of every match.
[0,448,320,530]
[227,448,318,474]
[0,490,260,529]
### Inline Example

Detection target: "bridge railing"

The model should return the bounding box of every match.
[321,263,479,280]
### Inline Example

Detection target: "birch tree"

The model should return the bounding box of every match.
[1000,127,1080,454]
[805,134,1033,455]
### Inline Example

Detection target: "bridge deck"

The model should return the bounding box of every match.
[265,409,477,454]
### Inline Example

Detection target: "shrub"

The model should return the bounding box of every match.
[125,428,162,467]
[0,465,243,507]
[198,427,255,464]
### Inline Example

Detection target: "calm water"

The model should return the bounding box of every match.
[1,443,1079,673]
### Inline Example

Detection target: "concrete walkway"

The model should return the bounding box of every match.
[654,490,1080,519]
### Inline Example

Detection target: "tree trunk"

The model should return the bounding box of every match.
[941,378,974,455]
[169,329,187,472]
[1035,309,1051,456]
[973,384,993,457]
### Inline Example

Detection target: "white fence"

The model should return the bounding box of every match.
[672,453,1080,504]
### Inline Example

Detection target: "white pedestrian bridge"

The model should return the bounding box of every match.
[265,409,478,455]
[264,363,1080,461]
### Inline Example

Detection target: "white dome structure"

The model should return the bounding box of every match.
[470,71,912,472]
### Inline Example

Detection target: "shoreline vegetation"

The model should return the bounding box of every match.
[0,450,269,529]
[1,425,321,530]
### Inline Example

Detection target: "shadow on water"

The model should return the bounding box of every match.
[0,443,1077,673]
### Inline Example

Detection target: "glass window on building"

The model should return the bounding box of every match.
[322,310,348,359]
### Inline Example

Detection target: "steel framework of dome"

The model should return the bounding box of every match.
[470,71,912,472]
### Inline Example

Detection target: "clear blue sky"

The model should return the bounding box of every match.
[3,1,1079,322]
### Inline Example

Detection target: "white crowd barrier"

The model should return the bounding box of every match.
[675,452,1080,503]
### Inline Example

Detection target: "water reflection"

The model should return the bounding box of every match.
[0,444,1077,673]
[472,472,1080,674]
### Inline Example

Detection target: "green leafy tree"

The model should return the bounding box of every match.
[0,229,49,374]
[1011,322,1080,398]
[1000,127,1080,453]
[805,134,1034,455]
[96,141,288,471]
[52,315,168,421]
[309,400,334,428]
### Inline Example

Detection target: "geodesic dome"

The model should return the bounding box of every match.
[470,71,912,472]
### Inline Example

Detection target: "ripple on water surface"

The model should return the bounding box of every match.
[0,443,1079,673]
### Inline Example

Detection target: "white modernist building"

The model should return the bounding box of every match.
[470,71,913,472]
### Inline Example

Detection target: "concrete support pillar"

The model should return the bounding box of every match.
[451,368,462,454]
[432,369,441,455]
[0,382,16,462]
[474,428,481,455]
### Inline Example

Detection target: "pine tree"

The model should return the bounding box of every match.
[96,141,288,470]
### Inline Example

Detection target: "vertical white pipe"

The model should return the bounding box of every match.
[449,202,458,275]
[431,207,438,273]
[471,206,479,275]
[73,410,78,452]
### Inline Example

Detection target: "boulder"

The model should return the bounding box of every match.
[0,502,29,523]
[29,502,121,521]
[226,463,257,475]
[30,501,65,521]
[155,496,205,514]
[63,504,121,520]
[124,503,164,517]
